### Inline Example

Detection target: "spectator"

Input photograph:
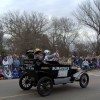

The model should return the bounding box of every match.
[75,56,80,66]
[96,56,100,69]
[2,57,12,79]
[92,57,97,69]
[71,55,76,66]
[0,55,2,68]
[0,69,4,80]
[82,59,90,71]
[19,55,24,65]
[12,68,19,78]
[13,56,20,71]
[89,60,94,69]
[2,57,9,71]
[67,57,72,65]
[7,54,13,71]
[78,57,83,69]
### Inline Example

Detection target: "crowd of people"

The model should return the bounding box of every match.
[62,55,100,71]
[0,48,100,79]
[0,54,22,79]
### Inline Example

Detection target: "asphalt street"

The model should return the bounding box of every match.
[0,73,100,100]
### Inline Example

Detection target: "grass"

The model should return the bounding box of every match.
[88,69,100,72]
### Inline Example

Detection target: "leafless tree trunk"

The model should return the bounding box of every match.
[0,24,4,52]
[73,0,100,55]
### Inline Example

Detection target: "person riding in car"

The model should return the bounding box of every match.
[34,48,45,61]
[44,50,59,61]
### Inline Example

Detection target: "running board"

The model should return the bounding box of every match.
[54,77,71,84]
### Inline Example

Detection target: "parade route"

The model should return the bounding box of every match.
[0,73,100,100]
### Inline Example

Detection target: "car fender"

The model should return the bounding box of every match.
[73,71,88,81]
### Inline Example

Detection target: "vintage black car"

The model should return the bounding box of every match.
[19,59,89,97]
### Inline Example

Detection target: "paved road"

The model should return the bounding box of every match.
[0,73,100,100]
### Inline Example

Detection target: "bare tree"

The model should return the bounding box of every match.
[49,18,61,52]
[74,0,100,55]
[1,11,48,54]
[1,11,79,55]
[0,23,4,52]
[59,18,79,52]
[73,40,93,56]
[49,17,79,56]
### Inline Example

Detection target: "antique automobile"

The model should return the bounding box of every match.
[19,60,89,96]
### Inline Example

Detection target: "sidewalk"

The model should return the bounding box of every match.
[88,70,100,76]
[88,69,100,73]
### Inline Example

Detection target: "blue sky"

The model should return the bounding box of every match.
[0,0,85,17]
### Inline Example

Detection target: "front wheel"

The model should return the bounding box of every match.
[37,77,53,96]
[79,73,89,88]
[19,74,33,90]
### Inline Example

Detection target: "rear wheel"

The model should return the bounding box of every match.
[79,73,89,88]
[19,74,33,90]
[37,77,53,96]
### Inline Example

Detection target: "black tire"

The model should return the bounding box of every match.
[79,73,89,88]
[19,74,33,90]
[37,77,53,97]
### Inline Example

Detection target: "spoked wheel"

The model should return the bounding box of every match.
[19,74,33,90]
[37,77,53,97]
[79,73,89,88]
